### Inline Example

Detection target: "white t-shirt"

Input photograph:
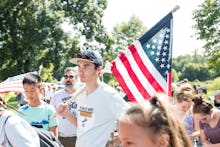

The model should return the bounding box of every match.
[45,90,54,101]
[0,111,40,147]
[76,82,130,147]
[50,89,77,137]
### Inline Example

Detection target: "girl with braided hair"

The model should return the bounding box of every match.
[0,96,40,147]
[118,94,192,147]
[192,95,220,146]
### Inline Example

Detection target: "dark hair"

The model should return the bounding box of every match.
[192,95,213,115]
[22,73,42,86]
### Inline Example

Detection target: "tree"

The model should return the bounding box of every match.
[172,69,179,82]
[101,15,148,84]
[172,55,194,72]
[180,63,211,81]
[111,15,147,58]
[0,0,107,81]
[172,53,213,81]
[192,0,220,72]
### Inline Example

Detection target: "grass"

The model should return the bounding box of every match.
[192,77,220,96]
[1,92,19,109]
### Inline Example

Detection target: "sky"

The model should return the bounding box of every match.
[102,0,205,57]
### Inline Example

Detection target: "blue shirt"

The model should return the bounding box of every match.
[18,102,58,131]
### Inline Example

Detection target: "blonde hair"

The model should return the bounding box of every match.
[119,94,192,147]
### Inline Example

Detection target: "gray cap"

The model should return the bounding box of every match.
[214,90,220,96]
[69,50,102,66]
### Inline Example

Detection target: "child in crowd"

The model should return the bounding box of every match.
[18,73,59,137]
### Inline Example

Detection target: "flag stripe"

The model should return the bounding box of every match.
[168,72,172,96]
[0,72,37,94]
[129,43,166,93]
[111,61,136,102]
[111,11,173,102]
[134,41,168,92]
[119,52,151,99]
[111,59,145,102]
[125,46,157,96]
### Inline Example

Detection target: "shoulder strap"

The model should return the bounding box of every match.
[4,115,12,124]
[3,115,12,146]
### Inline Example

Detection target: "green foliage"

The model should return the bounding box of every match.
[1,92,18,109]
[181,63,210,81]
[192,78,220,97]
[172,69,179,82]
[1,92,16,102]
[100,15,148,84]
[172,53,214,81]
[192,0,220,73]
[110,15,147,58]
[207,50,220,77]
[0,0,107,82]
[212,77,220,90]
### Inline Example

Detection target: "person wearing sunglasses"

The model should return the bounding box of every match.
[50,67,78,147]
[56,50,130,147]
[192,95,220,146]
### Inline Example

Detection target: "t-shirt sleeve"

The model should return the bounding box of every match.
[104,89,130,119]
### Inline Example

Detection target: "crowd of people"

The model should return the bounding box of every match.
[0,50,220,147]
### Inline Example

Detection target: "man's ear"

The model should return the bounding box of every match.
[97,66,103,76]
[158,133,170,147]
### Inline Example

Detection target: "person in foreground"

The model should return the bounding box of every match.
[0,96,40,147]
[118,94,192,147]
[192,95,220,147]
[57,50,130,147]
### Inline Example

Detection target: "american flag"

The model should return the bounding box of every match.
[0,72,37,94]
[111,12,173,102]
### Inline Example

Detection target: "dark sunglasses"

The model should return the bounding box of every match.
[64,75,75,79]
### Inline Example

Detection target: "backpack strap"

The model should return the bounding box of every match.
[3,115,12,146]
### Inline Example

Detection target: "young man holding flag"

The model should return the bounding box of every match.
[56,50,130,147]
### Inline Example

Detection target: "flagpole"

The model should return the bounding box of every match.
[172,5,180,13]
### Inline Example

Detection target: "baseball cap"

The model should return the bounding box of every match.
[69,50,103,66]
[198,86,207,91]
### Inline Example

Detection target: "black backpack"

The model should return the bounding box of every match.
[34,127,63,147]
[4,115,63,147]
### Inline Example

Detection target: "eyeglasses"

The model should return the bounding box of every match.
[64,75,75,79]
